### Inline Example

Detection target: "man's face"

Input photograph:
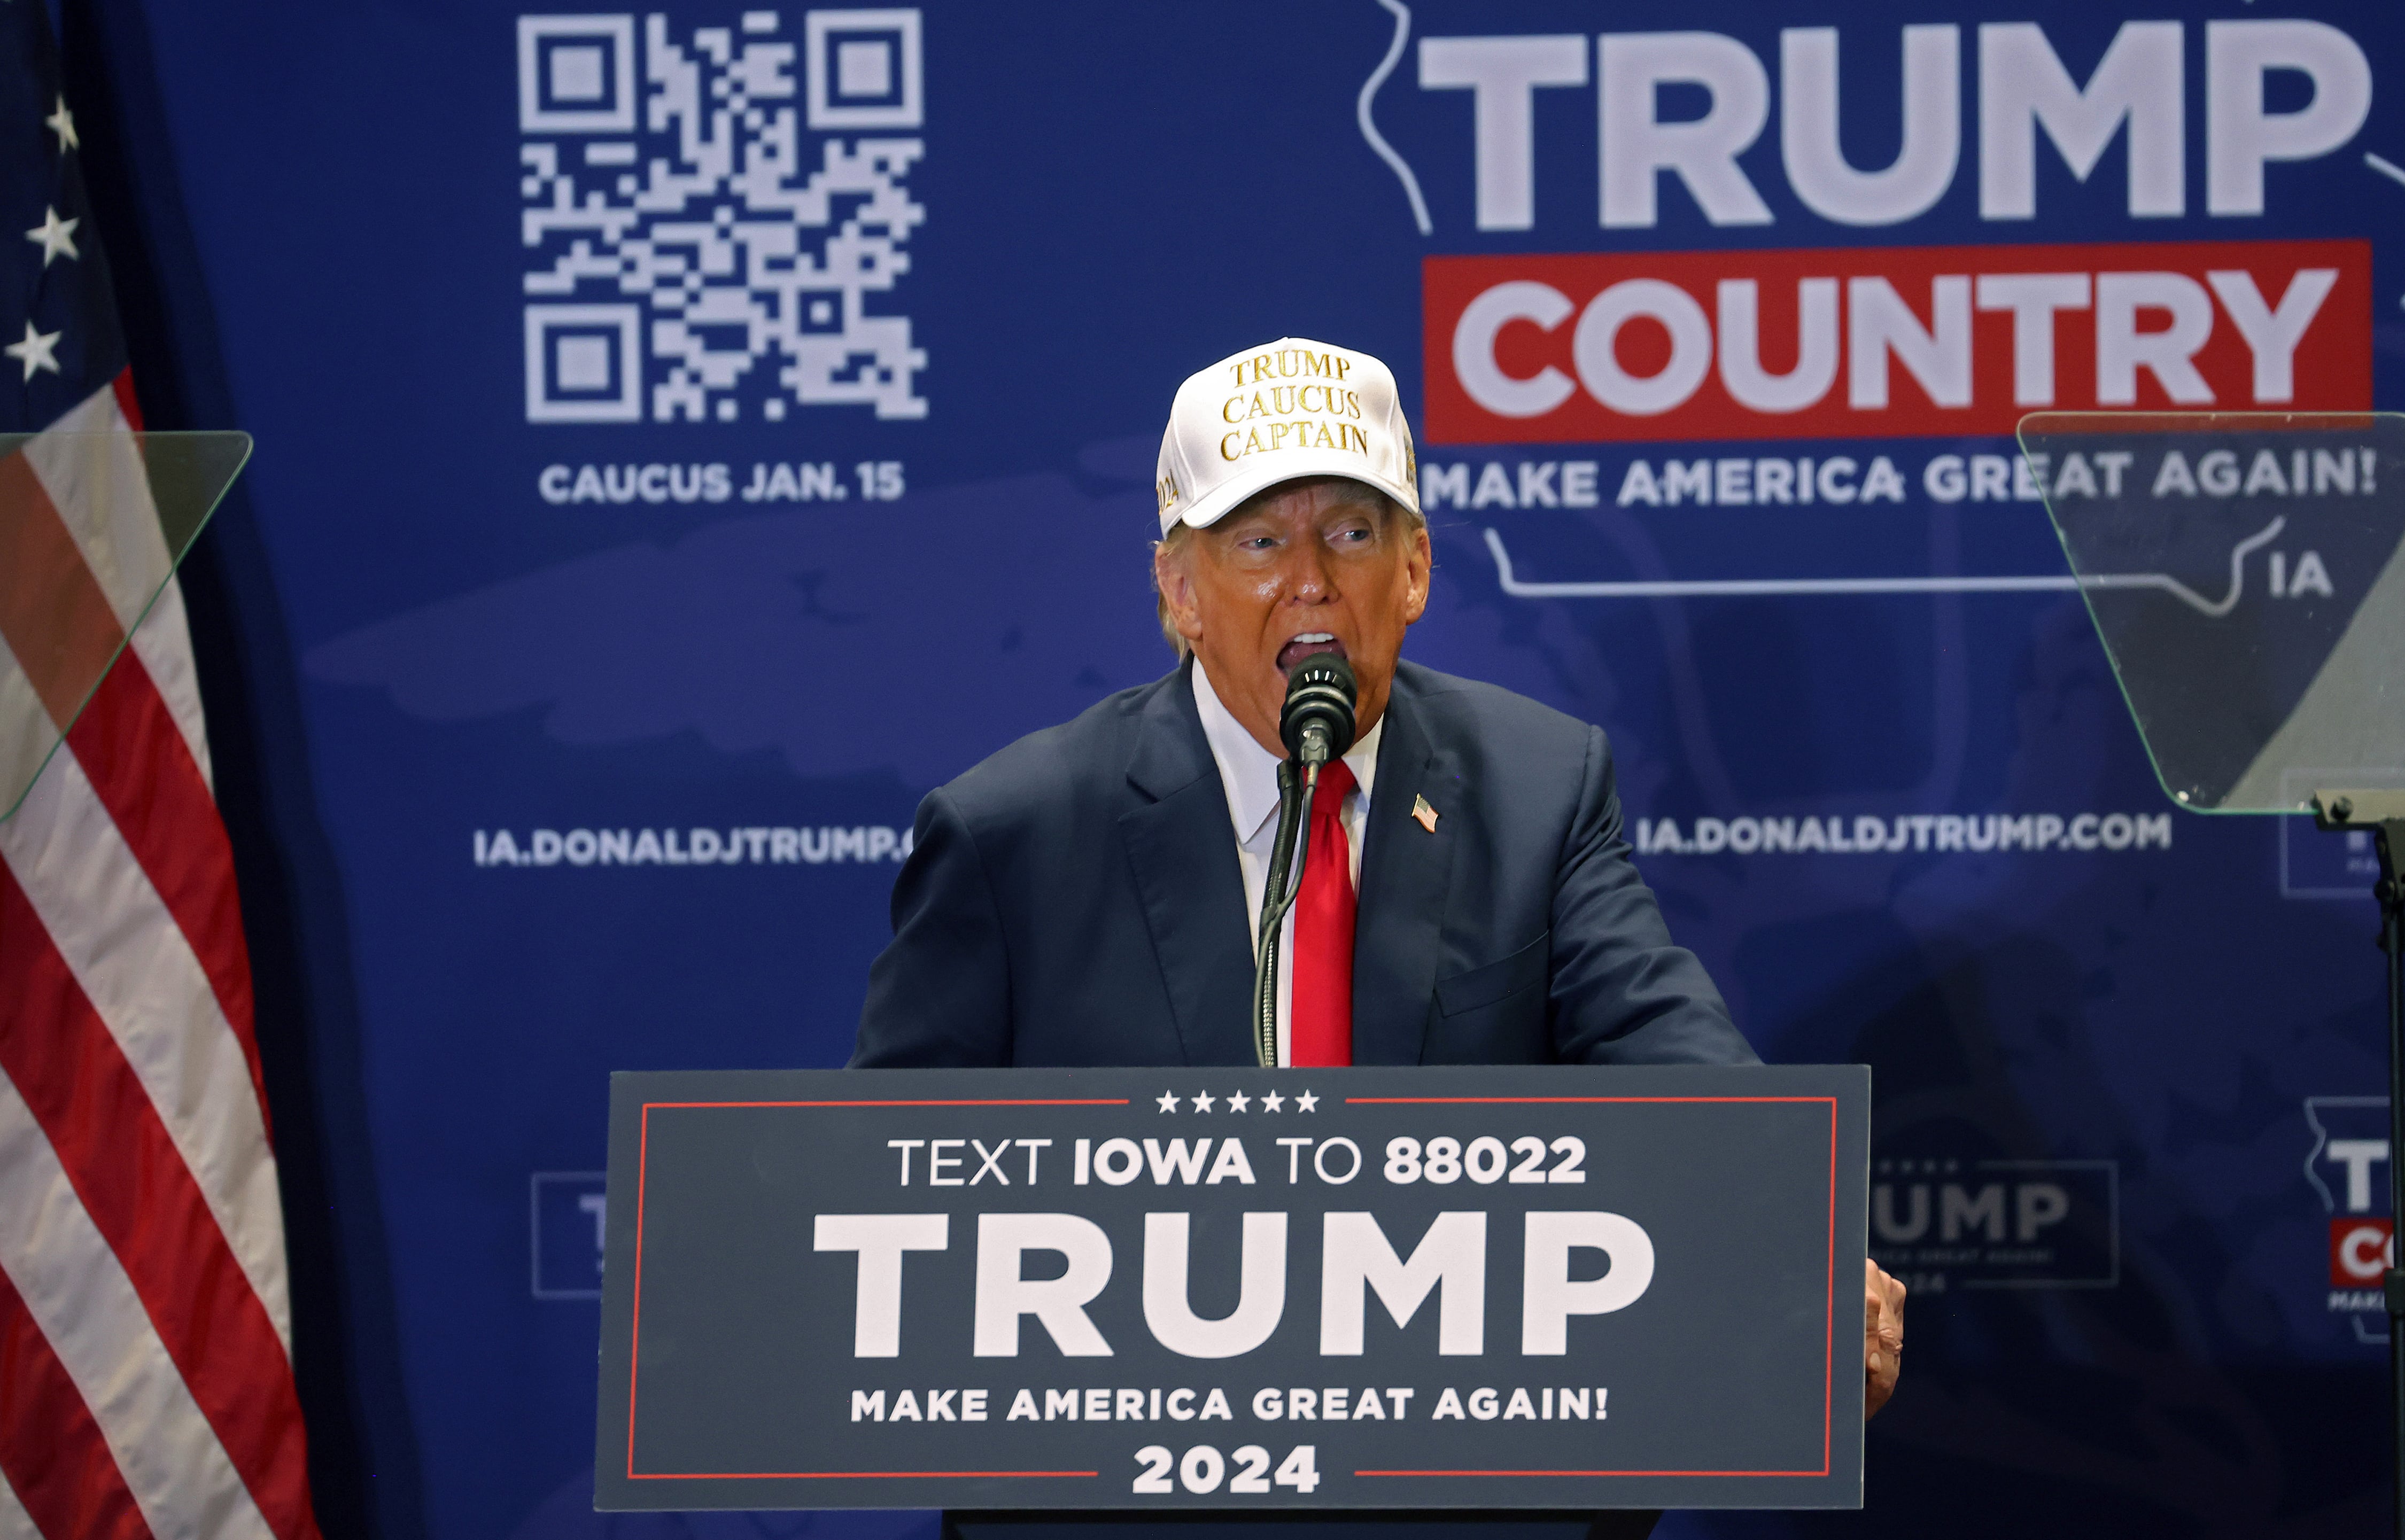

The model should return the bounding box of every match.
[1155,477,1432,758]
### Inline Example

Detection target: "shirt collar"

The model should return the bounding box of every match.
[1191,658,1382,846]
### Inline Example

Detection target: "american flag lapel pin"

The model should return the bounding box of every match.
[1411,794,1439,834]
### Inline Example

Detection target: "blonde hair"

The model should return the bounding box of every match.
[1150,479,1426,659]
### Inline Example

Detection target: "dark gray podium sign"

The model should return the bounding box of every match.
[596,1064,1868,1513]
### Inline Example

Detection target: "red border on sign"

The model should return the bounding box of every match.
[627,1098,1127,1482]
[1341,1095,1840,1481]
[624,1093,1843,1486]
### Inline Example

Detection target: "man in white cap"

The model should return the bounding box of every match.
[856,336,1765,1076]
[852,340,1906,1500]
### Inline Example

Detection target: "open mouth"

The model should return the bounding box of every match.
[1276,632,1347,674]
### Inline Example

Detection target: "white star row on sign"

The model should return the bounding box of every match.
[26,207,79,267]
[46,96,77,155]
[1155,1088,1319,1113]
[7,321,62,383]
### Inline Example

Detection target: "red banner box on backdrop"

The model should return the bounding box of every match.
[1422,239,2371,445]
[2331,1217,2394,1288]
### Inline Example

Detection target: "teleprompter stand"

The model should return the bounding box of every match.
[2019,411,2405,1535]
[2317,789,2405,1535]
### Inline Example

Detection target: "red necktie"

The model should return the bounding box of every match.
[1289,758,1358,1067]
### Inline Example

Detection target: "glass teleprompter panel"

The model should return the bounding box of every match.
[0,432,251,820]
[2016,413,2403,814]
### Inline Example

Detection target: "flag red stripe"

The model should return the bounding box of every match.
[111,370,144,434]
[0,873,315,1540]
[0,1266,154,1540]
[0,444,267,1133]
[64,650,269,1130]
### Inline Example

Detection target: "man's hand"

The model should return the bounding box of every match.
[1864,1259,1905,1418]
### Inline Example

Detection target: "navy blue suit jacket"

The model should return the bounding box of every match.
[852,659,1754,1070]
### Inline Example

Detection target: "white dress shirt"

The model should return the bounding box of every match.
[1191,659,1382,1067]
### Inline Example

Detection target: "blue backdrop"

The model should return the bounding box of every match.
[50,0,2405,1535]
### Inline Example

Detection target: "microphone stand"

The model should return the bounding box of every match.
[1252,758,1320,1069]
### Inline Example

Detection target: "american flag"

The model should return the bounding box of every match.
[0,9,317,1538]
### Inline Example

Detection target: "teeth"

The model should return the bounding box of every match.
[1293,633,1335,643]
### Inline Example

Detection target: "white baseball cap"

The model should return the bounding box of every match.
[1154,337,1421,535]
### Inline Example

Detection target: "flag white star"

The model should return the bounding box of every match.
[45,96,77,154]
[1295,1091,1320,1112]
[1155,1090,1180,1113]
[1225,1091,1251,1113]
[25,207,79,267]
[1191,1090,1214,1113]
[1259,1091,1285,1112]
[7,320,63,382]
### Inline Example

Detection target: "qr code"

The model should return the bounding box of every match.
[518,9,926,424]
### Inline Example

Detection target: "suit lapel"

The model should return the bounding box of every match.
[1352,676,1455,1065]
[1118,664,1256,1067]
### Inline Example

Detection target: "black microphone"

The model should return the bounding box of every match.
[1279,652,1357,767]
[1251,652,1359,1066]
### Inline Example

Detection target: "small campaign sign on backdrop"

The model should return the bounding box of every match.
[595,1064,1869,1512]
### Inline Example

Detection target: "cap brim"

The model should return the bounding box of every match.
[1169,451,1414,531]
